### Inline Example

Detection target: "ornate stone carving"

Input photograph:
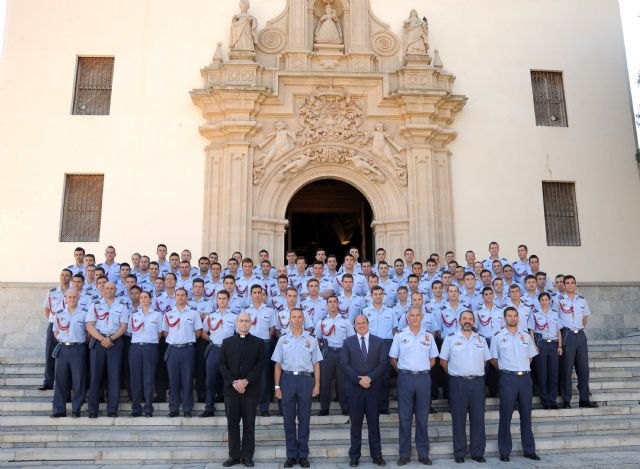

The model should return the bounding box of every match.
[372,32,399,57]
[255,121,295,168]
[403,10,429,56]
[229,0,258,52]
[258,28,286,53]
[294,88,366,146]
[361,122,407,185]
[314,1,343,45]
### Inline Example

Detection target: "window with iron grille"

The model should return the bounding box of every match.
[542,182,580,246]
[530,71,568,127]
[72,57,114,115]
[60,175,104,242]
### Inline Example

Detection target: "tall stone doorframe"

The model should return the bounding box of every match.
[191,0,467,262]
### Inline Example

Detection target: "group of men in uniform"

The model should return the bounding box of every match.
[41,241,597,466]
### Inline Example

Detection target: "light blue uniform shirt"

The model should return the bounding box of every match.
[378,279,398,307]
[53,307,89,343]
[389,328,439,372]
[86,298,130,335]
[271,331,323,372]
[338,294,364,322]
[507,300,533,333]
[474,304,505,339]
[301,277,335,298]
[440,331,491,377]
[557,294,591,330]
[301,296,328,324]
[128,308,163,344]
[460,290,483,312]
[394,302,410,330]
[482,257,508,271]
[44,287,67,323]
[528,308,560,340]
[363,305,398,339]
[490,328,538,372]
[289,273,309,294]
[235,275,261,307]
[189,296,214,317]
[162,306,203,345]
[203,309,237,345]
[97,261,120,283]
[176,276,194,293]
[154,292,176,314]
[511,260,531,282]
[440,302,466,336]
[335,272,367,296]
[314,315,355,348]
[246,304,276,340]
[275,308,313,335]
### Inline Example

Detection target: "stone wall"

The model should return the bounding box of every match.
[0,282,638,362]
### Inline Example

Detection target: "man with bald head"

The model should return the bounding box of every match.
[218,311,267,467]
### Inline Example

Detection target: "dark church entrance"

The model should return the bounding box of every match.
[285,180,374,264]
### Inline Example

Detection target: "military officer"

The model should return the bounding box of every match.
[200,289,237,417]
[67,247,86,276]
[314,295,355,416]
[273,308,322,468]
[162,287,203,417]
[481,241,509,271]
[337,274,364,322]
[440,285,465,338]
[98,245,120,283]
[190,278,214,403]
[127,290,162,417]
[440,310,491,463]
[85,281,129,418]
[50,288,89,418]
[475,287,505,397]
[301,278,328,324]
[389,306,439,466]
[490,306,540,462]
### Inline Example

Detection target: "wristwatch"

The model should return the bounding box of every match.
[274,385,281,390]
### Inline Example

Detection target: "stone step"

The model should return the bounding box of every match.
[3,434,640,463]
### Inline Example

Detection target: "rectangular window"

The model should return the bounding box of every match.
[60,175,104,242]
[542,182,580,246]
[72,57,114,115]
[530,71,568,127]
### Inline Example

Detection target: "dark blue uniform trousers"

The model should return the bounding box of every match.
[88,338,123,414]
[281,373,314,460]
[53,343,87,414]
[43,323,56,387]
[204,343,221,412]
[561,329,590,403]
[535,340,559,407]
[498,372,535,457]
[397,372,431,459]
[129,343,159,415]
[380,340,393,412]
[259,341,272,413]
[320,349,347,412]
[449,375,486,459]
[167,344,196,413]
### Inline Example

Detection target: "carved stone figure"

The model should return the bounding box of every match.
[363,122,404,167]
[230,0,258,52]
[315,4,343,44]
[281,152,315,180]
[403,9,429,56]
[348,151,385,183]
[257,121,295,168]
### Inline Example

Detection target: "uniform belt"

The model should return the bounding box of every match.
[542,339,558,343]
[264,339,271,343]
[451,375,483,380]
[211,343,222,348]
[398,369,430,375]
[561,328,582,334]
[327,347,342,352]
[501,370,529,376]
[132,342,157,346]
[170,343,194,348]
[282,370,314,377]
[61,342,83,346]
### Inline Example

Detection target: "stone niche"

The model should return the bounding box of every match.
[191,0,467,262]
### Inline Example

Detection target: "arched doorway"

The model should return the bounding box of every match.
[285,180,374,263]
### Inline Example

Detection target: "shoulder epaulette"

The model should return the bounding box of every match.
[577,295,584,300]
[49,287,57,292]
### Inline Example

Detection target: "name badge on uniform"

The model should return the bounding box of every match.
[283,340,289,345]
[454,341,462,346]
[305,340,311,348]
[401,338,409,344]
[423,333,431,345]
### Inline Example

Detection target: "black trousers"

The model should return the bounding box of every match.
[225,393,258,460]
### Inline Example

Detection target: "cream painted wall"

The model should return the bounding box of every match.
[0,0,638,282]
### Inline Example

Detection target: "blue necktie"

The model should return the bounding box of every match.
[360,336,368,360]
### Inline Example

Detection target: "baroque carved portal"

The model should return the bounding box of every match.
[191,0,467,264]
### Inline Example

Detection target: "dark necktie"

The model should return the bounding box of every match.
[360,336,368,360]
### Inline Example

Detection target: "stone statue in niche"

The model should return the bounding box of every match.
[230,0,258,51]
[256,121,295,168]
[315,2,343,44]
[403,9,429,55]
[362,122,405,167]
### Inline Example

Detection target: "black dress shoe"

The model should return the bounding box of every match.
[372,456,386,466]
[88,413,98,419]
[349,458,359,467]
[499,455,510,462]
[380,409,390,415]
[129,412,141,417]
[429,406,437,414]
[197,397,206,403]
[579,401,599,408]
[222,458,241,467]
[299,458,310,468]
[144,412,153,417]
[419,457,432,465]
[260,411,270,417]
[50,412,66,418]
[471,456,486,463]
[455,457,465,463]
[550,403,559,409]
[243,458,254,467]
[183,412,192,418]
[317,409,329,416]
[71,411,81,418]
[107,412,118,417]
[283,458,297,468]
[200,410,215,417]
[342,409,349,416]
[39,385,53,391]
[168,411,179,417]
[397,457,410,466]
[524,453,541,461]
[562,402,571,409]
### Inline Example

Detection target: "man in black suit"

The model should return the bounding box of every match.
[218,311,267,467]
[340,314,389,467]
